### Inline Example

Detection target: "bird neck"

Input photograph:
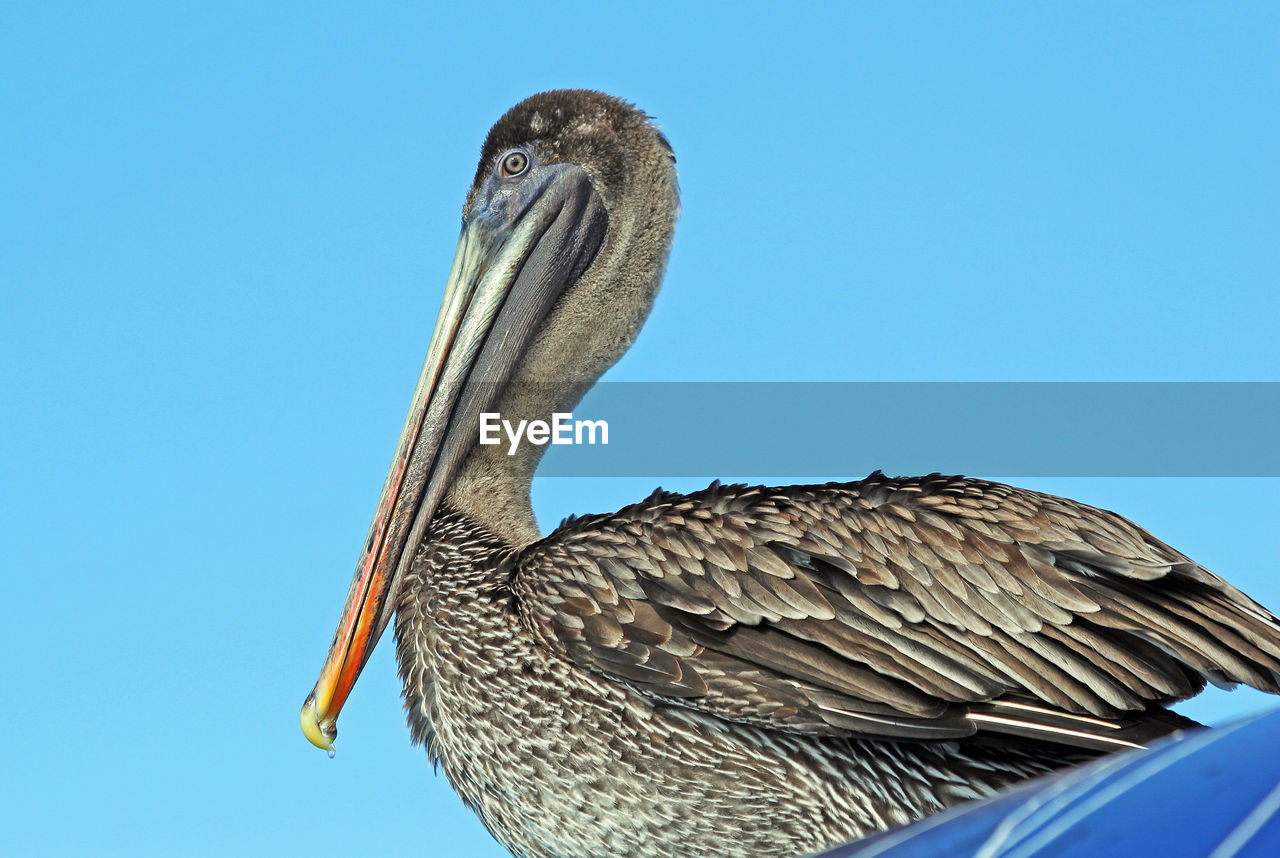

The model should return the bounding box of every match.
[441,373,596,549]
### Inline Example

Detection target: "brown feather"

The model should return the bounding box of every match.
[514,474,1280,749]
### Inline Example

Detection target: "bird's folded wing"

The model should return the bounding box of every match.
[512,474,1280,750]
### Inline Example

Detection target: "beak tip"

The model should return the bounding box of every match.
[301,694,338,752]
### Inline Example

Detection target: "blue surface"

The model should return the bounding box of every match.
[3,3,1277,856]
[821,709,1280,858]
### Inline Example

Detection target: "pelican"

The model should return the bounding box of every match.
[301,90,1280,858]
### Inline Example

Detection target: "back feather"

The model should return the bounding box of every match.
[513,474,1280,751]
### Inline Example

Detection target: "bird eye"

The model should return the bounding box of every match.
[500,151,529,178]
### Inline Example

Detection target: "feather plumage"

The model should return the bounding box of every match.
[512,474,1280,749]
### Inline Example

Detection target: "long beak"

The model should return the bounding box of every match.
[301,164,606,751]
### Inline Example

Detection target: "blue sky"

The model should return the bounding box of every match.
[3,3,1277,856]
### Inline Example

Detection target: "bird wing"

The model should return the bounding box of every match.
[512,474,1280,751]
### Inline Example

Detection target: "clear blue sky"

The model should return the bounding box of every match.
[3,3,1277,856]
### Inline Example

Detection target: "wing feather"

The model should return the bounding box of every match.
[512,474,1280,750]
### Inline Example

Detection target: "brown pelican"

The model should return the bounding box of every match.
[301,90,1280,858]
